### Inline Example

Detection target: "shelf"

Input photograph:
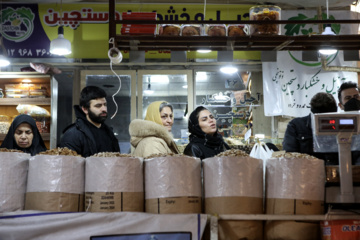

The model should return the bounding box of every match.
[0,98,51,106]
[0,133,50,141]
[109,0,360,52]
[113,34,360,52]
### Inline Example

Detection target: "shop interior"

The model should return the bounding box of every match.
[0,0,360,239]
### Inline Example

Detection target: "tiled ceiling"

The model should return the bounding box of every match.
[2,0,357,9]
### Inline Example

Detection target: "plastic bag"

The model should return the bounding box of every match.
[250,142,273,161]
[16,104,50,117]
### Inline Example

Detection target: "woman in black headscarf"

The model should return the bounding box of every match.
[1,114,47,156]
[183,106,230,160]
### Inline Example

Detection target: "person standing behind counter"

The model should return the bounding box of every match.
[282,92,339,164]
[337,81,360,111]
[59,86,120,157]
[183,106,230,160]
[129,101,180,158]
[1,114,47,156]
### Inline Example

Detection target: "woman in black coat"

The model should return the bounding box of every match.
[183,106,230,160]
[1,114,47,155]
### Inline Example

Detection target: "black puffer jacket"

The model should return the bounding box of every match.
[59,106,120,157]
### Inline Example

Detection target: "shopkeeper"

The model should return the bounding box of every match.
[59,86,120,157]
[184,106,230,160]
[1,114,47,156]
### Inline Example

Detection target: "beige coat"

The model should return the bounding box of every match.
[129,119,180,158]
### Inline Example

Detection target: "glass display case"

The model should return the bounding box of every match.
[194,70,260,143]
[139,70,193,140]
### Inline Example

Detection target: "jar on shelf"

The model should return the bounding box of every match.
[31,115,51,133]
[249,5,281,35]
[0,115,11,134]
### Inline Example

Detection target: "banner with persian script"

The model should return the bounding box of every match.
[262,10,359,117]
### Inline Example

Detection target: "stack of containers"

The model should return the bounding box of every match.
[203,150,263,240]
[0,151,30,212]
[144,155,201,214]
[265,152,325,240]
[25,152,85,212]
[85,155,144,212]
[121,12,157,35]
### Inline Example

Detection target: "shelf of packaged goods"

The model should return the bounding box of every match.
[0,98,51,106]
[0,133,50,141]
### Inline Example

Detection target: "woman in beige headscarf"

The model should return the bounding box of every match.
[129,101,180,158]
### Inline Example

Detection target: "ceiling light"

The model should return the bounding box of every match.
[220,66,238,74]
[197,49,212,53]
[182,85,188,88]
[50,26,71,55]
[22,79,32,83]
[318,0,337,55]
[318,25,337,55]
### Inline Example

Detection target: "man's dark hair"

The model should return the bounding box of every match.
[310,92,337,114]
[337,82,358,104]
[159,102,173,113]
[80,86,107,109]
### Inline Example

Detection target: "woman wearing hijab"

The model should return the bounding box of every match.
[129,101,180,158]
[1,114,47,156]
[184,106,230,160]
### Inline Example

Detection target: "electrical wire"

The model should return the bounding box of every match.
[109,61,122,119]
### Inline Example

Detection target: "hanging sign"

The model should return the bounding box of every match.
[262,10,360,117]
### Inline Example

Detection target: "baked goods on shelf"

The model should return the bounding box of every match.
[158,24,181,36]
[205,24,226,36]
[181,24,202,36]
[227,24,248,37]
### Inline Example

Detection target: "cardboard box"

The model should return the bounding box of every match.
[321,220,360,240]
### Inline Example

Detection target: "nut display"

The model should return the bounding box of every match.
[229,145,253,155]
[145,152,183,159]
[91,152,133,157]
[37,147,81,156]
[250,5,281,35]
[0,148,23,153]
[215,149,249,157]
[274,152,318,159]
[0,115,11,134]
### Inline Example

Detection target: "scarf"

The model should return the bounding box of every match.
[0,114,47,156]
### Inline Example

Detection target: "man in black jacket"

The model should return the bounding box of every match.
[60,86,120,157]
[337,81,360,111]
[282,92,338,164]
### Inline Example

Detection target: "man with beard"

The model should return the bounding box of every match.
[60,86,120,157]
[338,81,360,112]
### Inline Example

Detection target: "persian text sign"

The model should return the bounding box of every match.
[263,51,357,117]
